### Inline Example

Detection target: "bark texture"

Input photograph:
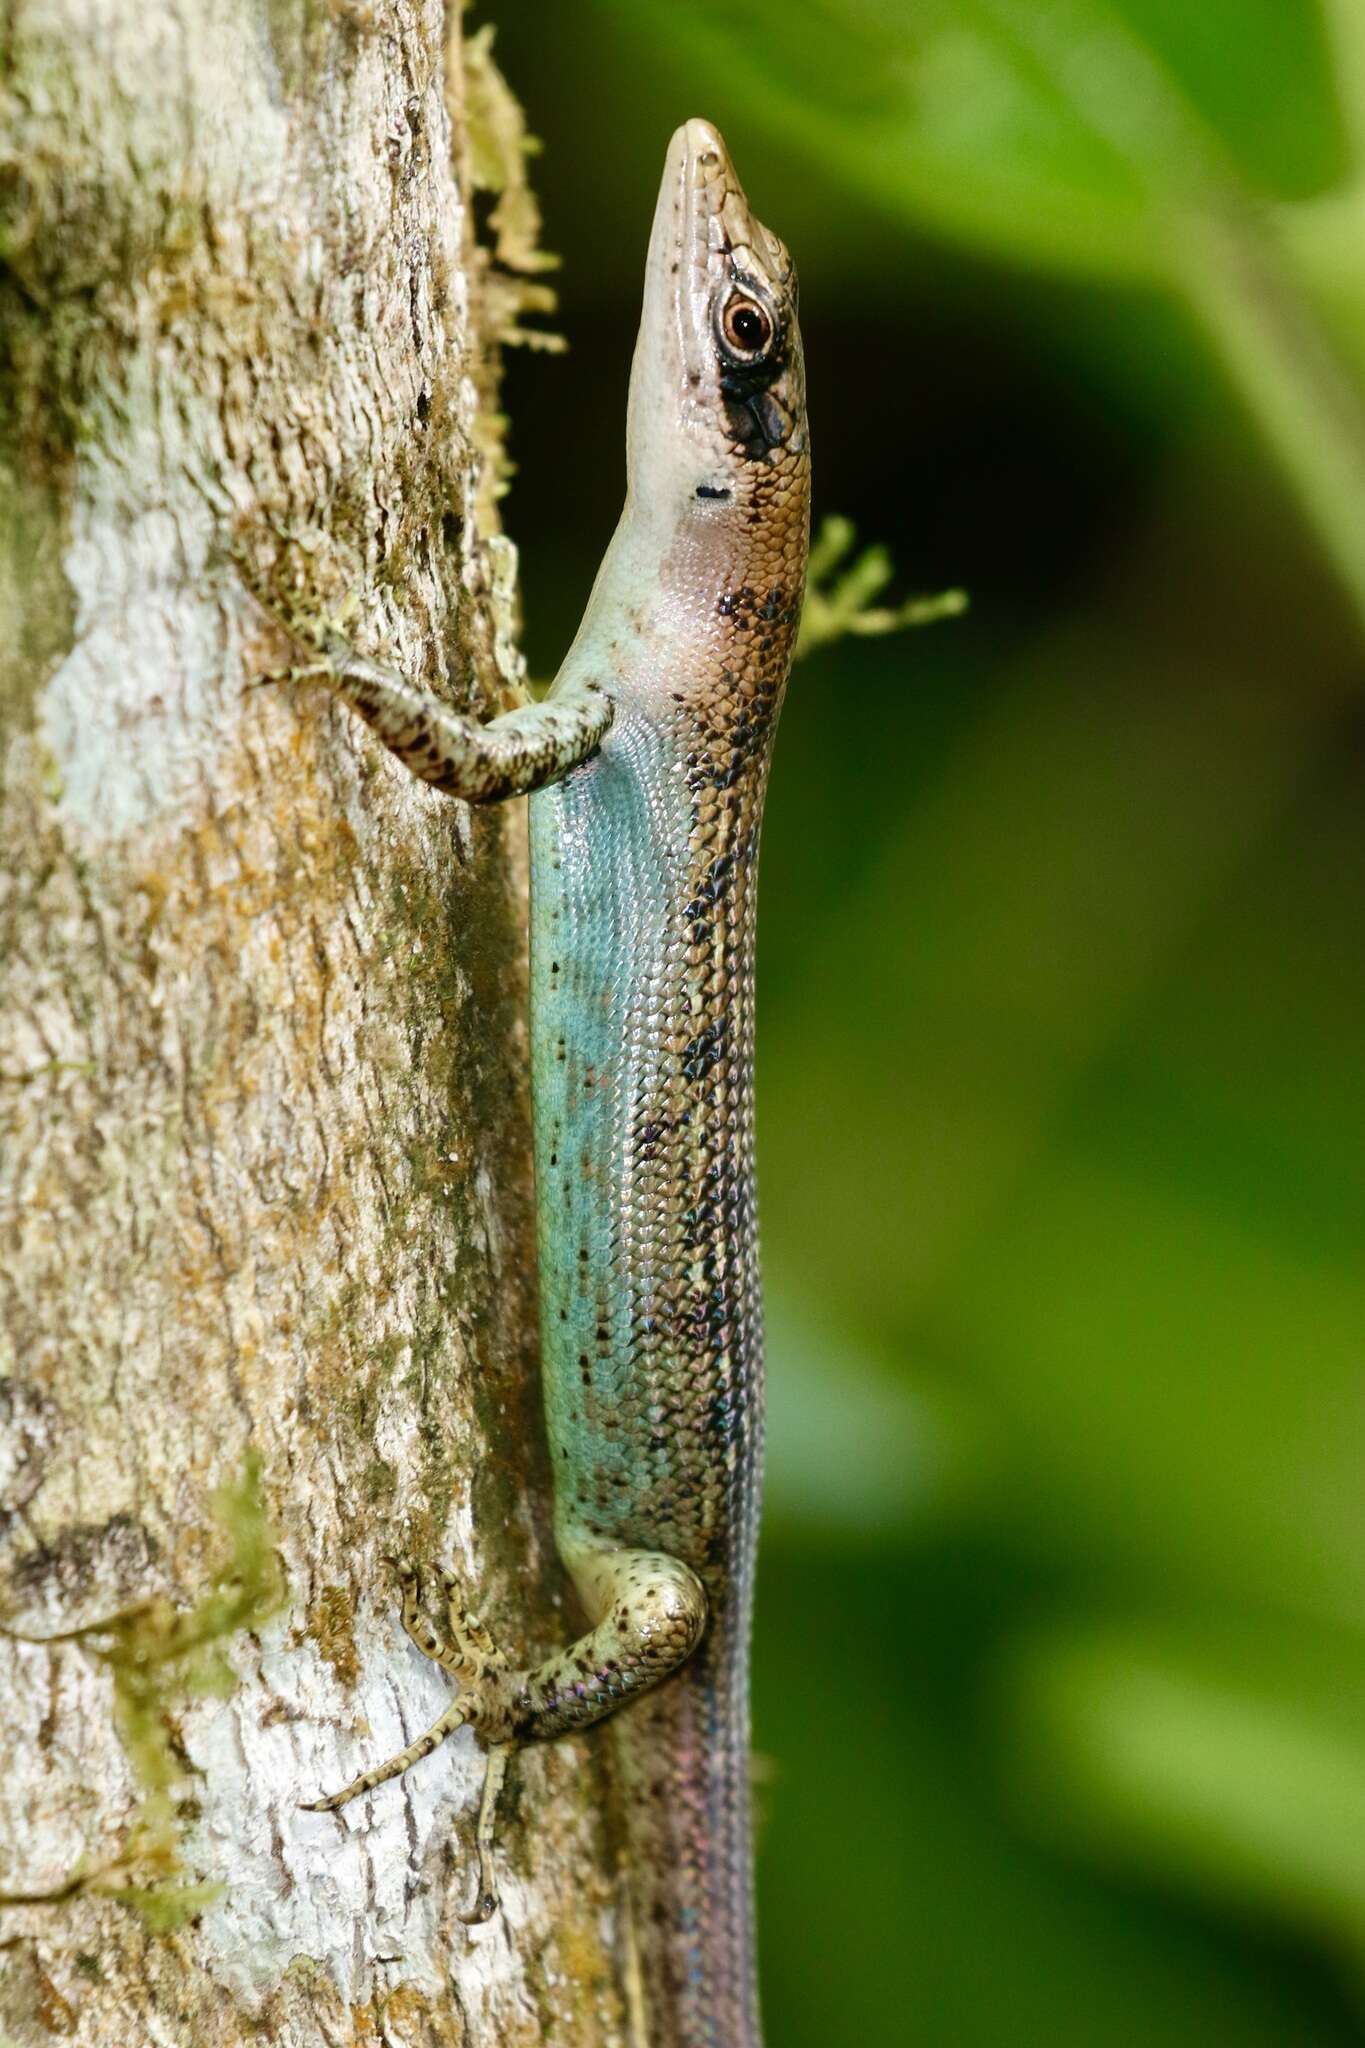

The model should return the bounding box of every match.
[0,3,628,2041]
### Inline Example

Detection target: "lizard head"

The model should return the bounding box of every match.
[626,119,809,527]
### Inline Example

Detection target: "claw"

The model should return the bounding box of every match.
[457,1883,500,1928]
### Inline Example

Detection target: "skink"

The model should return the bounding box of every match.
[298,118,809,2048]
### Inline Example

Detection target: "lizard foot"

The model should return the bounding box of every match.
[300,1557,520,1925]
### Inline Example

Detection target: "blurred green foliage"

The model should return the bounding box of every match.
[489,2,1365,2039]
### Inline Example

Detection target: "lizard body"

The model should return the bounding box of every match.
[298,119,809,2048]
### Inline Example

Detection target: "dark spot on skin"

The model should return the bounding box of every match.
[724,386,789,458]
[754,390,791,447]
[696,485,731,501]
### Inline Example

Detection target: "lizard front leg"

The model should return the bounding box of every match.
[255,621,613,804]
[317,634,614,803]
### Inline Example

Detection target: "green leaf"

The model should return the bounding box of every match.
[106,1879,226,1934]
[601,0,1338,279]
[1002,1618,1365,1955]
[764,1280,994,1541]
[605,0,1153,277]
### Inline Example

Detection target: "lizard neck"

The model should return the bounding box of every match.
[559,456,810,722]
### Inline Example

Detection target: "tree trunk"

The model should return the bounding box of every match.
[0,4,627,2040]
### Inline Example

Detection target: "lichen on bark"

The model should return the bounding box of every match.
[0,3,628,2042]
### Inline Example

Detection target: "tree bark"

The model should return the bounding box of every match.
[0,3,627,2040]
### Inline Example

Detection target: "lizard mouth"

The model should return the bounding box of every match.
[627,119,794,494]
[677,114,741,236]
[640,119,753,399]
[674,118,790,288]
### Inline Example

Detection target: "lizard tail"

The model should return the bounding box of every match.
[610,1614,762,2048]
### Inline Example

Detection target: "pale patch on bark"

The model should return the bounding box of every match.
[187,1619,479,2002]
[41,379,238,839]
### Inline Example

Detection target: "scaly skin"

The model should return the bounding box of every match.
[296,119,809,2048]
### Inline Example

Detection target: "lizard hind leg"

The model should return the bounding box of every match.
[507,1546,709,1743]
[299,1550,707,1916]
[443,1548,707,1921]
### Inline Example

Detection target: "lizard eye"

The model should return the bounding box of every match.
[722,297,772,355]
